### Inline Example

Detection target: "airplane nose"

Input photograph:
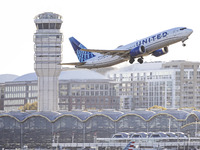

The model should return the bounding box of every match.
[187,29,193,36]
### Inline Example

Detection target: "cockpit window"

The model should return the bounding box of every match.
[180,27,187,30]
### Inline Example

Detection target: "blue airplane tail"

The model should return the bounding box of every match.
[69,37,95,62]
[123,141,135,150]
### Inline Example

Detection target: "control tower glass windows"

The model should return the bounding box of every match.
[43,23,49,29]
[35,35,62,39]
[50,23,55,29]
[56,23,61,29]
[37,23,42,29]
[36,23,61,29]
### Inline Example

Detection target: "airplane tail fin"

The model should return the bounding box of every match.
[69,37,95,62]
[123,141,135,150]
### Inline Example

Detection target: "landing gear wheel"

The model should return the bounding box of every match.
[182,40,186,47]
[138,58,143,64]
[129,58,135,64]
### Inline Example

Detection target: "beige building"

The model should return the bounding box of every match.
[162,60,200,108]
[1,70,120,111]
[108,60,200,109]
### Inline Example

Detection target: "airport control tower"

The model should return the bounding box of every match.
[34,12,63,111]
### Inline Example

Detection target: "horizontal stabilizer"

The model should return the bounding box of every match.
[59,62,85,66]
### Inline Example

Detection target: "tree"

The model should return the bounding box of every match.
[19,101,38,112]
[148,105,166,110]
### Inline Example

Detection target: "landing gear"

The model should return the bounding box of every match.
[138,57,143,64]
[129,57,144,64]
[182,39,187,47]
[129,57,135,64]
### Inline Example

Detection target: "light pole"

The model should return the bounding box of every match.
[72,132,74,143]
[195,118,198,137]
[168,117,171,132]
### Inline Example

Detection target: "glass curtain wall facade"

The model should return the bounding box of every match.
[0,110,199,148]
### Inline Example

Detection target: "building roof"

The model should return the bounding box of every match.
[108,62,163,74]
[123,110,156,120]
[153,109,190,120]
[14,73,37,82]
[108,60,200,74]
[34,12,62,20]
[13,69,108,82]
[0,74,18,83]
[0,109,198,122]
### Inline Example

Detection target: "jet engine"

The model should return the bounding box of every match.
[130,45,146,57]
[152,47,168,57]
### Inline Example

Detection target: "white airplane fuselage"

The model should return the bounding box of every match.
[72,27,193,68]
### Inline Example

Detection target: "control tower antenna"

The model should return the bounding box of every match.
[34,12,63,111]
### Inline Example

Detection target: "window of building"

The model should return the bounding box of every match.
[95,91,99,96]
[37,23,42,29]
[105,91,108,96]
[100,85,104,90]
[72,98,75,103]
[91,84,94,90]
[43,23,49,29]
[95,84,99,90]
[50,23,55,29]
[81,91,85,96]
[56,23,61,29]
[86,85,90,90]
[105,84,108,90]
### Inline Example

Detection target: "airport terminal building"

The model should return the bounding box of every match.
[0,109,200,148]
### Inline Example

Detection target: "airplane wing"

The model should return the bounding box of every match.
[81,49,130,57]
[59,62,86,66]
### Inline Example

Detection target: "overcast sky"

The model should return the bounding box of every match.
[0,0,199,75]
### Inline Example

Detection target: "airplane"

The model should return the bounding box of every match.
[123,141,136,150]
[60,27,193,69]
